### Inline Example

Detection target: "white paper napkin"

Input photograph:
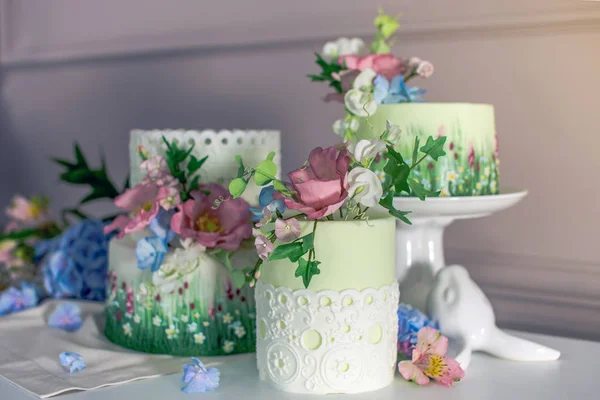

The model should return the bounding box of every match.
[0,300,247,398]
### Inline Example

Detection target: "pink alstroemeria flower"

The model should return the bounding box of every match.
[285,147,350,220]
[104,182,167,238]
[274,218,301,243]
[339,54,406,81]
[170,183,252,251]
[6,195,51,227]
[398,327,465,387]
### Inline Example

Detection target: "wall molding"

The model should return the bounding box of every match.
[1,0,600,67]
[446,248,600,340]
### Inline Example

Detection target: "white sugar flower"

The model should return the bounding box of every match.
[347,168,384,207]
[351,139,386,163]
[322,37,365,62]
[385,120,402,143]
[416,61,434,78]
[344,69,378,117]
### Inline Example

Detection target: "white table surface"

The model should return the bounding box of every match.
[1,330,597,399]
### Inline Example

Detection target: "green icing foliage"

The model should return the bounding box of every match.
[295,258,321,289]
[307,53,344,93]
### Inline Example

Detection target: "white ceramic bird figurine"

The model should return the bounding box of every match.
[427,265,561,369]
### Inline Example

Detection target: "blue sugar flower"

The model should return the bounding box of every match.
[181,357,220,393]
[136,236,168,272]
[38,220,110,301]
[0,282,39,316]
[373,74,425,104]
[149,209,176,243]
[59,352,86,374]
[249,186,286,221]
[397,304,439,359]
[48,302,82,332]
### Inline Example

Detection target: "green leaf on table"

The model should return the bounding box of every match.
[231,269,246,289]
[295,258,321,289]
[408,179,440,201]
[269,242,305,262]
[419,136,447,161]
[187,155,208,175]
[229,178,248,199]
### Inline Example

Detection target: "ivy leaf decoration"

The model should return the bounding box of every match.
[295,258,321,289]
[379,192,412,225]
[269,242,305,262]
[419,136,447,161]
[411,136,420,165]
[254,152,278,186]
[408,179,440,201]
[187,155,208,176]
[53,143,120,206]
[302,232,315,253]
[235,155,245,178]
[308,53,344,93]
[384,146,411,195]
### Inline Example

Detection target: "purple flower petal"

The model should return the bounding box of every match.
[49,303,83,332]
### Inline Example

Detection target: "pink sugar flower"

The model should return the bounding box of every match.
[275,218,301,243]
[339,54,406,81]
[104,182,163,238]
[398,327,465,387]
[170,183,252,251]
[284,147,350,220]
[254,235,274,261]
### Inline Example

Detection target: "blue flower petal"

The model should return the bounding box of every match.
[59,352,86,374]
[181,358,219,393]
[136,237,168,272]
[49,303,83,332]
[373,75,390,105]
[258,186,277,208]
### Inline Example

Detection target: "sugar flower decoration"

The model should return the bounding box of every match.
[0,282,38,315]
[49,302,83,332]
[59,352,86,374]
[254,235,274,261]
[136,210,175,272]
[349,139,386,163]
[398,327,465,387]
[397,304,439,359]
[339,53,406,81]
[249,186,286,221]
[274,218,301,243]
[181,358,220,394]
[347,168,383,208]
[6,195,51,228]
[322,37,365,62]
[344,69,378,117]
[374,74,425,104]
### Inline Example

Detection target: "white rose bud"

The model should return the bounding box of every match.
[352,139,386,162]
[344,90,377,117]
[347,167,384,208]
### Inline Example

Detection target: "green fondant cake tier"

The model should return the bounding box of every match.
[261,214,396,291]
[104,235,256,356]
[357,103,500,196]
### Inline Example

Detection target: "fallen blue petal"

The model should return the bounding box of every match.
[49,303,83,332]
[181,357,220,393]
[59,352,86,374]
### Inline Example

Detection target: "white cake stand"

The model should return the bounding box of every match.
[393,188,528,311]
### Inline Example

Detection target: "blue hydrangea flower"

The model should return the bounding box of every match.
[249,186,286,221]
[48,302,82,332]
[373,74,425,104]
[0,282,39,316]
[38,220,110,301]
[397,304,439,359]
[181,357,220,393]
[59,352,86,374]
[136,237,168,272]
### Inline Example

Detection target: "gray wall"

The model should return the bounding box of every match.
[1,0,600,339]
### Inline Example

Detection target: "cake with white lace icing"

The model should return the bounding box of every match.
[104,129,280,356]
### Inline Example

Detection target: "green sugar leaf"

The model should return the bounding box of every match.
[229,178,248,199]
[254,159,277,186]
[386,145,405,165]
[53,158,75,168]
[74,143,88,167]
[302,232,315,253]
[370,35,391,54]
[384,159,410,194]
[379,192,412,225]
[374,13,400,39]
[273,179,292,196]
[187,155,208,175]
[235,155,245,178]
[188,175,200,192]
[408,179,439,201]
[411,136,420,165]
[295,258,321,289]
[269,242,305,262]
[231,269,246,289]
[419,136,447,161]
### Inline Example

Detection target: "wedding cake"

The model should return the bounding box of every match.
[104,129,280,356]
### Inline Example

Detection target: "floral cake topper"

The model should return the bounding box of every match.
[309,10,434,141]
[229,124,446,288]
